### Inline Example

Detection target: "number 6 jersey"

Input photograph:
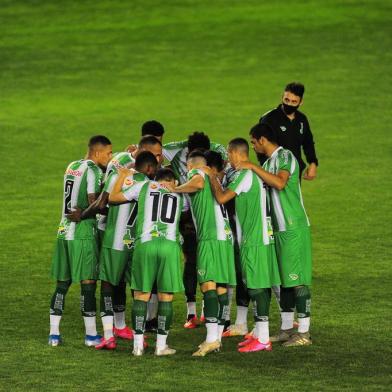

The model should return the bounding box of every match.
[122,181,187,244]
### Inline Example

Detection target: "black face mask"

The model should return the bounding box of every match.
[282,103,299,115]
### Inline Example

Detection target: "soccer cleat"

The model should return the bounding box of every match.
[95,336,117,350]
[192,340,221,357]
[184,315,199,329]
[222,323,248,338]
[155,345,176,356]
[114,326,134,340]
[270,328,296,343]
[48,334,62,347]
[237,336,255,348]
[238,339,272,353]
[282,332,312,347]
[132,346,144,356]
[84,334,102,347]
[145,318,158,332]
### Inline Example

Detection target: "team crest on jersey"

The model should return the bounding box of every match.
[124,178,134,186]
[280,126,287,132]
[299,122,304,134]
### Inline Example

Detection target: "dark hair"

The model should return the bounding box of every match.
[88,135,111,148]
[228,138,249,155]
[249,123,278,144]
[205,150,224,172]
[187,132,210,153]
[141,120,165,137]
[187,149,207,161]
[285,82,305,98]
[155,168,176,182]
[135,151,158,171]
[138,135,162,148]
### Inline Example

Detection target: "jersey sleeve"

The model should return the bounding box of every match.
[278,150,296,175]
[87,165,102,194]
[163,140,187,162]
[122,181,146,201]
[301,116,318,166]
[187,168,205,181]
[211,142,228,161]
[103,172,118,193]
[227,170,252,195]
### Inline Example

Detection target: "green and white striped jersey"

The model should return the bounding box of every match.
[228,169,274,246]
[263,147,310,232]
[57,159,102,240]
[102,172,148,251]
[98,152,136,231]
[163,140,227,184]
[122,181,187,244]
[187,169,233,242]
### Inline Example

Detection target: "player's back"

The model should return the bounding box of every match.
[263,147,310,232]
[58,159,102,240]
[187,169,232,242]
[133,181,185,244]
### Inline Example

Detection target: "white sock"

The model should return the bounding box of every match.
[146,294,158,321]
[49,315,61,335]
[134,334,144,350]
[255,321,269,344]
[217,325,225,342]
[298,317,310,333]
[83,316,97,336]
[102,315,114,339]
[114,311,126,329]
[226,287,234,321]
[234,306,248,325]
[187,302,196,317]
[206,322,218,343]
[281,312,295,330]
[156,333,168,350]
[272,285,281,309]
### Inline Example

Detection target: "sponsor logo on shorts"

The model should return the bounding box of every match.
[289,273,299,281]
[198,269,205,276]
[280,126,287,132]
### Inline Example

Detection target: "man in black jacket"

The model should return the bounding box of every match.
[259,82,318,180]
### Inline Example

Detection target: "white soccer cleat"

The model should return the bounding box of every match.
[155,345,176,356]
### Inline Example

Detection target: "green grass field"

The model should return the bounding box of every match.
[1,0,391,390]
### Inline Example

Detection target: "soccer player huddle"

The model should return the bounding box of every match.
[49,85,314,357]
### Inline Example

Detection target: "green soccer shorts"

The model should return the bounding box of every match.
[274,226,312,287]
[131,239,184,293]
[97,229,105,250]
[239,243,281,289]
[99,247,132,286]
[196,240,236,285]
[51,238,99,282]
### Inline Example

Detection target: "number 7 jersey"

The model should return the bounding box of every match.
[122,181,187,243]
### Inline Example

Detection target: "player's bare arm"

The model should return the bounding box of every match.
[173,174,204,194]
[65,192,99,222]
[237,161,289,191]
[108,168,133,203]
[206,170,236,204]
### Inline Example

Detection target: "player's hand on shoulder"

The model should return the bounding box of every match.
[118,167,135,177]
[201,165,212,176]
[66,207,82,222]
[125,144,137,154]
[235,161,253,171]
[160,181,176,192]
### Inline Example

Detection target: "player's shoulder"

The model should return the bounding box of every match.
[163,140,187,150]
[188,168,205,179]
[260,107,279,122]
[295,109,308,121]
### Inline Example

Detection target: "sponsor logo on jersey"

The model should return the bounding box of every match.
[150,184,158,189]
[66,169,83,177]
[289,273,299,281]
[300,122,304,134]
[280,126,287,132]
[124,178,134,186]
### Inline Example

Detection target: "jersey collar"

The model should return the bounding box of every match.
[270,146,283,159]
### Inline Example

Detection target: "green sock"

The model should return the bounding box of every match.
[100,282,114,317]
[157,301,173,335]
[132,300,147,334]
[113,282,126,313]
[203,290,219,323]
[50,281,71,315]
[294,286,311,318]
[217,293,229,326]
[280,287,295,312]
[248,288,271,321]
[80,283,97,317]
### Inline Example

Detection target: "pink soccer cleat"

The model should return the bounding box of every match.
[238,339,272,353]
[113,326,134,340]
[237,336,256,348]
[95,337,117,350]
